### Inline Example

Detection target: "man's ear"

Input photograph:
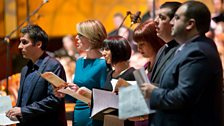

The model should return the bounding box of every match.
[186,19,196,30]
[36,41,42,48]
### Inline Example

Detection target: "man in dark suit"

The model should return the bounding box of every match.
[150,2,181,84]
[6,25,67,126]
[141,1,223,126]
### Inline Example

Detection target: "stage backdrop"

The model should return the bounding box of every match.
[1,0,215,38]
[0,0,217,80]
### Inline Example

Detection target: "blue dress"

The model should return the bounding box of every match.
[73,57,108,126]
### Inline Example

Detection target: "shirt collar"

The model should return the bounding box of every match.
[177,35,200,52]
[27,52,47,70]
[165,39,178,48]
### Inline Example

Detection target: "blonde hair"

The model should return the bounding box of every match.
[76,20,107,49]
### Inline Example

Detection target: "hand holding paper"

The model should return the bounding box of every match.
[114,78,130,92]
[40,72,91,104]
[140,83,157,98]
[111,78,137,93]
[6,107,21,119]
[58,86,92,104]
[0,96,19,125]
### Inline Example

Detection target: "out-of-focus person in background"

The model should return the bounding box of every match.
[108,12,137,52]
[212,0,224,23]
[54,35,78,61]
[141,0,160,23]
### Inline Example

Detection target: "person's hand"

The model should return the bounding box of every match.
[53,82,68,98]
[87,102,91,108]
[6,107,21,120]
[53,86,66,98]
[67,83,79,92]
[128,115,148,121]
[140,83,157,98]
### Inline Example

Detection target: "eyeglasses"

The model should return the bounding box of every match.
[77,33,85,39]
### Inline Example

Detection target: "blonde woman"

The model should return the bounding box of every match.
[73,20,108,126]
[55,20,108,126]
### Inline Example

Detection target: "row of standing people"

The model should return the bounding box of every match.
[6,1,223,126]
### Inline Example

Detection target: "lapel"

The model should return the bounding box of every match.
[158,36,205,87]
[17,66,28,106]
[22,55,50,105]
[151,47,177,82]
[159,40,195,86]
[158,49,182,87]
[150,46,166,81]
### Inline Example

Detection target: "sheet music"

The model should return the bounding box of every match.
[119,85,155,119]
[91,89,118,119]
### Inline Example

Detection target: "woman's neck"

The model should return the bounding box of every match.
[112,61,130,77]
[86,49,102,59]
[148,55,155,70]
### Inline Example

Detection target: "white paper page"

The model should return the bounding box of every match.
[0,113,19,125]
[133,67,150,85]
[127,81,137,85]
[91,89,118,118]
[0,96,19,125]
[119,85,155,119]
[0,96,12,113]
[111,79,118,91]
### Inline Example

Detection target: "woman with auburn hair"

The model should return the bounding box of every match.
[133,20,165,79]
[132,20,165,126]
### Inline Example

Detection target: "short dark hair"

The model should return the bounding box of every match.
[133,20,165,53]
[103,36,131,65]
[160,2,182,19]
[20,25,48,50]
[182,1,211,34]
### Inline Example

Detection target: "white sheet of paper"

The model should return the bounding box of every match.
[133,67,150,85]
[0,96,19,125]
[119,85,155,119]
[91,88,118,118]
[111,79,137,91]
[0,96,12,113]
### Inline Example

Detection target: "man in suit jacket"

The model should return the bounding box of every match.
[150,2,181,84]
[141,1,223,126]
[6,25,67,126]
